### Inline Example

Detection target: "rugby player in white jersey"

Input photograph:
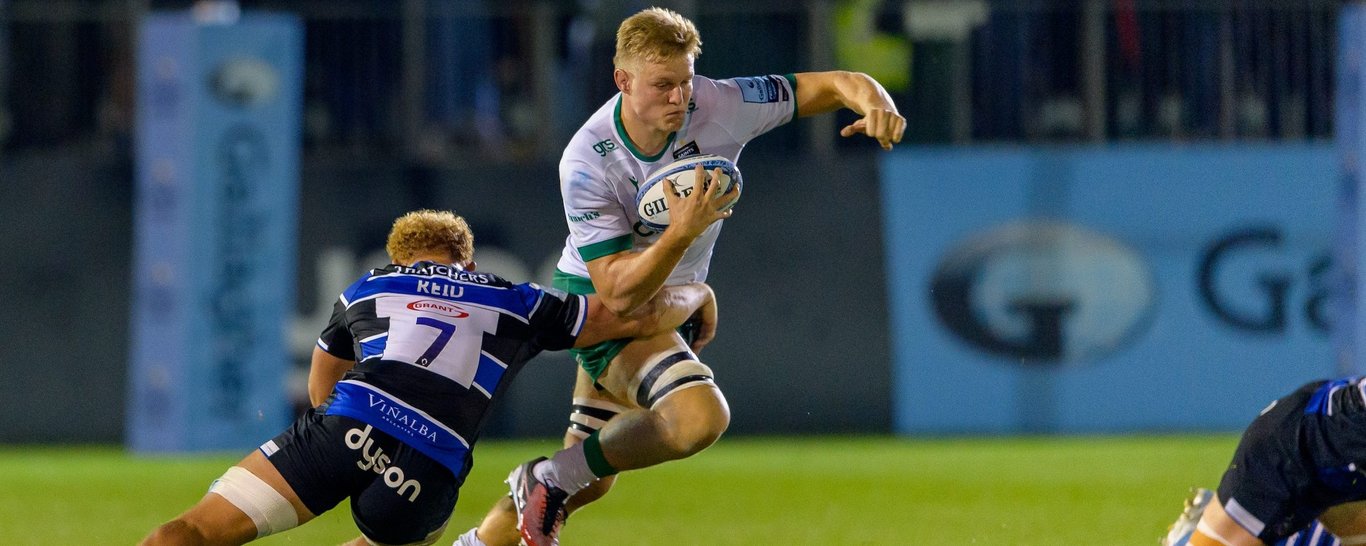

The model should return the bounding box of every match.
[138,210,717,546]
[456,7,906,546]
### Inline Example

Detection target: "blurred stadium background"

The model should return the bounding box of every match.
[0,0,1358,543]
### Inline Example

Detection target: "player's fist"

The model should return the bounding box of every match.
[840,108,906,151]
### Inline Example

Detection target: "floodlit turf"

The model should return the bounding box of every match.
[0,435,1238,545]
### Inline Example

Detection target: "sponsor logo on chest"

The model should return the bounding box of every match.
[407,299,469,318]
[672,140,701,159]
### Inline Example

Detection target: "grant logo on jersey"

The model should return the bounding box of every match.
[407,300,469,318]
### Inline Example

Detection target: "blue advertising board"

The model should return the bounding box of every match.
[127,13,302,451]
[883,145,1337,434]
[1336,6,1366,379]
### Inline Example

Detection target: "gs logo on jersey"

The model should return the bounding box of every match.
[592,139,617,157]
[407,300,469,318]
[929,221,1155,365]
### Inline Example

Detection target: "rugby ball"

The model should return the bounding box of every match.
[635,154,742,232]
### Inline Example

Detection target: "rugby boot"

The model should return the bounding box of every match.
[1161,487,1213,546]
[508,457,568,546]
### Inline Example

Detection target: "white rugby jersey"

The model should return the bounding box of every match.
[554,74,797,294]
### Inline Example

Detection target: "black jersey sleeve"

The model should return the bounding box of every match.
[317,297,356,360]
[521,283,587,351]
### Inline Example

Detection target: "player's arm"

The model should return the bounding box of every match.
[308,296,358,406]
[575,282,716,348]
[586,166,733,315]
[307,347,354,407]
[792,71,906,150]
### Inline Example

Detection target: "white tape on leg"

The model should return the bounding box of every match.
[207,466,299,538]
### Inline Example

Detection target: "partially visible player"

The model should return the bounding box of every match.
[457,6,906,546]
[138,209,717,546]
[1159,376,1366,546]
[1164,489,1340,546]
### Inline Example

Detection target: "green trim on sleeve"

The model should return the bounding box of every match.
[784,73,799,121]
[553,269,598,295]
[576,234,633,262]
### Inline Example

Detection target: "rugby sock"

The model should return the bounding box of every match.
[534,443,590,495]
[535,432,618,496]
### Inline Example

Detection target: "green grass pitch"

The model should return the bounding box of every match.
[0,434,1237,544]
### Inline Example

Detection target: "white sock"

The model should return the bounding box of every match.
[452,527,487,546]
[533,443,596,496]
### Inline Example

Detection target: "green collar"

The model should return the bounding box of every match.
[613,96,676,162]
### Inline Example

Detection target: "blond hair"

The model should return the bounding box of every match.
[385,209,474,266]
[614,7,702,70]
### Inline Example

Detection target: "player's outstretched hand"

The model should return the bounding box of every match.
[663,165,737,241]
[840,107,906,150]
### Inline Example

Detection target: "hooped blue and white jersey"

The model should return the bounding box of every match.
[316,261,587,475]
[554,73,797,293]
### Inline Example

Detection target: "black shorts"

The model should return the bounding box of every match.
[262,407,469,544]
[1218,378,1366,542]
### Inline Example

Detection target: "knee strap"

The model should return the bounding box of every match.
[629,350,714,409]
[567,397,627,440]
[208,466,299,538]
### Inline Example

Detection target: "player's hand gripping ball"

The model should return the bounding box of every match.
[635,154,742,232]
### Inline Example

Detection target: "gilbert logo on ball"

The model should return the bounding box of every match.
[635,154,742,232]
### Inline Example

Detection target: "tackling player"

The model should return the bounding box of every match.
[1165,491,1340,546]
[138,209,716,546]
[456,7,906,546]
[1159,376,1366,546]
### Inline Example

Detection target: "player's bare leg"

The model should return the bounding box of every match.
[1319,501,1366,544]
[593,381,728,468]
[466,437,619,546]
[467,371,622,546]
[464,496,519,546]
[593,331,729,462]
[141,450,314,546]
[500,332,729,546]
